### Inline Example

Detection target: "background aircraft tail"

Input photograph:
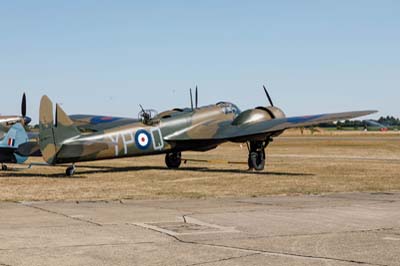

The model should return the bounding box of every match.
[0,123,29,163]
[39,96,80,164]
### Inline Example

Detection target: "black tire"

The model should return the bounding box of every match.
[249,151,265,171]
[247,156,254,170]
[1,165,7,171]
[165,152,182,169]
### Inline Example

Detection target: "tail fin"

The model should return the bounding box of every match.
[39,96,80,164]
[0,123,29,164]
[0,123,28,148]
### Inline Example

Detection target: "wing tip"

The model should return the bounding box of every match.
[359,110,379,116]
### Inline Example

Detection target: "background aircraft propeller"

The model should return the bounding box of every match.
[263,85,274,107]
[21,93,31,125]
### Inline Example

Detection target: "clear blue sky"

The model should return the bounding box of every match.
[1,1,399,123]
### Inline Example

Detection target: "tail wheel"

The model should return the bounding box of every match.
[66,164,76,176]
[165,152,182,169]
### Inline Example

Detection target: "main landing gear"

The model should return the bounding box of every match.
[66,164,76,176]
[247,139,271,171]
[1,164,7,171]
[165,152,182,169]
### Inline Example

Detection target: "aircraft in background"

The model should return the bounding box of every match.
[38,86,377,176]
[364,120,388,131]
[363,120,399,132]
[0,123,29,171]
[0,93,31,137]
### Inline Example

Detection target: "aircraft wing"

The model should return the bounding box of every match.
[164,110,377,141]
[0,116,23,126]
[70,115,139,132]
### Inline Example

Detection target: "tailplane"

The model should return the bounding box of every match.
[39,96,80,164]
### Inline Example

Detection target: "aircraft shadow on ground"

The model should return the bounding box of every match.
[0,165,313,178]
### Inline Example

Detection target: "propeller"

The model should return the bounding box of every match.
[21,93,31,125]
[190,88,194,110]
[263,85,274,107]
[195,86,198,109]
[21,93,26,117]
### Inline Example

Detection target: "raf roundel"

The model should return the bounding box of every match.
[135,130,152,150]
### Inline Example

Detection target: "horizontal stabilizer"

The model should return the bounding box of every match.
[17,141,42,157]
[56,140,116,160]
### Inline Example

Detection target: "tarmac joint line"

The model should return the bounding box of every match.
[185,253,260,266]
[19,202,103,227]
[130,219,389,266]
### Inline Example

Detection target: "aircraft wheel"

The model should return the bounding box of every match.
[248,151,265,171]
[66,165,76,176]
[1,164,7,171]
[165,152,182,169]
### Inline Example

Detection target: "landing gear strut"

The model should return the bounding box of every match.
[1,164,7,171]
[247,140,270,171]
[66,164,76,176]
[165,152,182,169]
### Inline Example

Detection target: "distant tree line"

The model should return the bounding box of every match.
[377,116,400,126]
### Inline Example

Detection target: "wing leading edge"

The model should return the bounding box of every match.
[165,110,377,141]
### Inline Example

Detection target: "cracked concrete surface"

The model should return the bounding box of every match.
[1,192,400,266]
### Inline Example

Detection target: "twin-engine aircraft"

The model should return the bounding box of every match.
[39,87,376,176]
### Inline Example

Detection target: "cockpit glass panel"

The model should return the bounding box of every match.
[216,102,241,117]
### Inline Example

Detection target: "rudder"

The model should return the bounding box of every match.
[39,96,80,164]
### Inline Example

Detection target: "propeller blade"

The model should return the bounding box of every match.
[21,93,27,117]
[195,86,198,109]
[263,85,274,107]
[190,88,194,110]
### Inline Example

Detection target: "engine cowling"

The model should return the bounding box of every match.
[232,106,285,126]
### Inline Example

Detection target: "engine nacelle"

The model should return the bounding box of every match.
[232,106,285,126]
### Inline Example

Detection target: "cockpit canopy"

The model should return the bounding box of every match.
[216,102,241,117]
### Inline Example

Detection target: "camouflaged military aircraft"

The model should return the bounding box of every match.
[0,93,31,136]
[39,87,376,176]
[0,123,30,170]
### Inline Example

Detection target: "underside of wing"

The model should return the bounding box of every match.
[70,114,139,132]
[164,110,377,142]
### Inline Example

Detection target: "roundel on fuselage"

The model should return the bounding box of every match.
[135,129,152,150]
